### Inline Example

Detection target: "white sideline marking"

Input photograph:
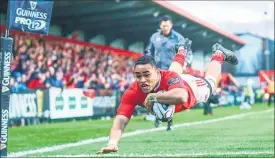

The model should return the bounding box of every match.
[9,108,274,157]
[51,151,274,157]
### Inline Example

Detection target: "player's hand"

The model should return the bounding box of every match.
[144,93,157,114]
[96,144,118,154]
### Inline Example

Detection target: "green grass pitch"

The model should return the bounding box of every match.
[8,103,274,157]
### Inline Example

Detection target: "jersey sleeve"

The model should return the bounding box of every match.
[116,88,138,119]
[166,73,187,91]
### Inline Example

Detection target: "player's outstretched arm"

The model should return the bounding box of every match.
[97,115,129,154]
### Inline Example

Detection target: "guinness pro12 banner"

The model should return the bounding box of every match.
[7,0,54,35]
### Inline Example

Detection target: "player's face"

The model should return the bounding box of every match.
[134,64,160,93]
[160,20,173,36]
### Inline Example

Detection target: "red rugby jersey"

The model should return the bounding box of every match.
[116,70,196,119]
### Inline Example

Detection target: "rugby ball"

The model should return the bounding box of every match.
[152,102,175,122]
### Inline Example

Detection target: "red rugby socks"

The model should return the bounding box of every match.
[211,50,224,64]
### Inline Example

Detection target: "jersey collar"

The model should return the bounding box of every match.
[152,76,161,92]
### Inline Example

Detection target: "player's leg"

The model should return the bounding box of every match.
[204,43,238,94]
[168,39,192,75]
[155,119,160,128]
[176,44,238,106]
[268,93,272,106]
[168,58,184,75]
[167,119,173,131]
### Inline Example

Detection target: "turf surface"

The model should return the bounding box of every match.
[8,103,274,157]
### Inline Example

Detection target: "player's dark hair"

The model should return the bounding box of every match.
[134,55,157,68]
[159,15,172,23]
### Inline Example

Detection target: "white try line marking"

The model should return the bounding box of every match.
[9,108,274,157]
[51,151,274,157]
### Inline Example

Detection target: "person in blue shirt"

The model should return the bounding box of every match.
[145,15,192,70]
[145,15,193,131]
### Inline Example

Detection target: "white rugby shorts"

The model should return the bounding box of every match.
[180,74,216,103]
